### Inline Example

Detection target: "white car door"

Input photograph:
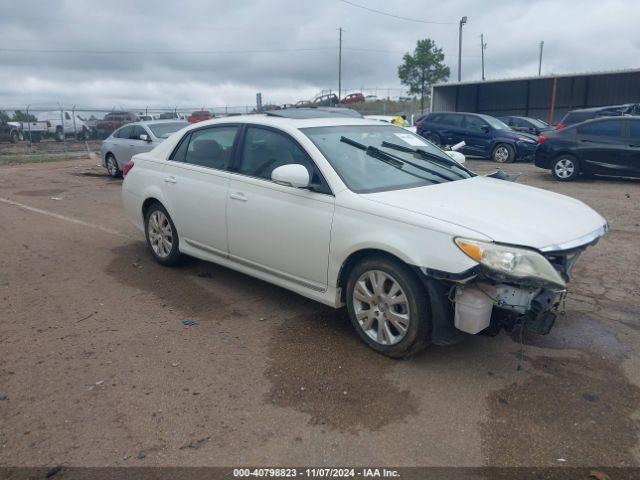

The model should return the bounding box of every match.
[109,125,132,169]
[161,125,239,256]
[226,125,334,289]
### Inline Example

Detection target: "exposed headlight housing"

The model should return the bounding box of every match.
[516,136,536,143]
[454,238,566,289]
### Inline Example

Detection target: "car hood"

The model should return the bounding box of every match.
[361,176,607,251]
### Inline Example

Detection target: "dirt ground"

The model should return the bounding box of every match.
[0,139,102,158]
[0,155,639,468]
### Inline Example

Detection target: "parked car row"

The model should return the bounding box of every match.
[414,103,640,177]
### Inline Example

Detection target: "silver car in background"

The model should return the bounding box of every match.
[101,120,188,177]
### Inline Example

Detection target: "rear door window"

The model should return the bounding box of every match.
[463,115,487,132]
[183,126,239,170]
[440,114,463,127]
[577,119,623,138]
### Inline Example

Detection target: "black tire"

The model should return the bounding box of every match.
[9,130,19,144]
[54,127,64,142]
[424,133,441,146]
[144,202,182,267]
[492,143,515,163]
[30,132,41,143]
[76,128,87,141]
[105,154,121,178]
[551,154,580,181]
[345,255,431,358]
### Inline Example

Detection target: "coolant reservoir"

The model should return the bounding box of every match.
[454,284,496,334]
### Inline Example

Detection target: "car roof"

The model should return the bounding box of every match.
[178,113,392,129]
[266,107,362,119]
[126,119,189,127]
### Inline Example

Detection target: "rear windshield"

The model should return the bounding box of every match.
[562,111,591,125]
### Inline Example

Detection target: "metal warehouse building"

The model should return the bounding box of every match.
[430,68,640,125]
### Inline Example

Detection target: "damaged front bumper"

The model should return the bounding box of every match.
[422,236,602,341]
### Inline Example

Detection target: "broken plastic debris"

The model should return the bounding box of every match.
[181,319,198,327]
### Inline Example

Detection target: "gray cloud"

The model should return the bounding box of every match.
[0,0,637,109]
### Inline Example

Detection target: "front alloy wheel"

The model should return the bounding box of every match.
[346,256,431,357]
[353,270,410,346]
[492,143,515,163]
[105,154,121,178]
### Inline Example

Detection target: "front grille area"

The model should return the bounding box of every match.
[544,248,585,282]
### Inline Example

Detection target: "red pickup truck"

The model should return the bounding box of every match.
[96,112,138,138]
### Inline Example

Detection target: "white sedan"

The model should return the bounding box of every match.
[122,110,607,357]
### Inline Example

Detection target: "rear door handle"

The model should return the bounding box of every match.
[164,176,177,184]
[229,192,248,202]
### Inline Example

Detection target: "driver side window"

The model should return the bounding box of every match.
[239,127,310,180]
[463,115,487,132]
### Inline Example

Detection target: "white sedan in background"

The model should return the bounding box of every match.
[122,110,606,357]
[100,120,187,177]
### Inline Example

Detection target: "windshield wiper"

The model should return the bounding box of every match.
[380,141,471,177]
[340,136,437,184]
[373,141,464,181]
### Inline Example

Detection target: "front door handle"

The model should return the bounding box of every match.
[164,176,177,184]
[229,192,248,202]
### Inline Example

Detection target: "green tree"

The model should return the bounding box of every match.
[12,110,37,122]
[0,110,10,122]
[398,39,450,113]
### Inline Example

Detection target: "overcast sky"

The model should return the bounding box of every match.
[0,0,638,110]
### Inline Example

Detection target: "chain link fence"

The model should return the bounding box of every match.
[0,94,427,159]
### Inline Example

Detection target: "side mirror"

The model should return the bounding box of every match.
[139,134,151,142]
[481,125,491,133]
[271,164,310,188]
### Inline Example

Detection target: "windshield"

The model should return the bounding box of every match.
[527,118,548,128]
[148,122,188,139]
[482,115,510,130]
[302,125,474,193]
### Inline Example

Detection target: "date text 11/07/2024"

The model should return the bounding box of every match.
[232,468,400,478]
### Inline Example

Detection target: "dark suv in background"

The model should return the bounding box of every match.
[556,104,640,130]
[417,112,538,163]
[534,116,640,181]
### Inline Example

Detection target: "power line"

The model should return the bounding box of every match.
[338,0,454,24]
[0,46,333,55]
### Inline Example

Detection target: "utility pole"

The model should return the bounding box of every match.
[480,34,487,81]
[538,41,544,76]
[458,16,467,82]
[338,27,343,101]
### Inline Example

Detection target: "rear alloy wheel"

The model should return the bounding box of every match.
[346,256,431,358]
[9,130,19,144]
[105,154,121,178]
[492,143,515,163]
[55,127,64,142]
[144,203,182,266]
[552,155,580,181]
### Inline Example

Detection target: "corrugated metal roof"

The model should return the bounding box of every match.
[433,67,640,88]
